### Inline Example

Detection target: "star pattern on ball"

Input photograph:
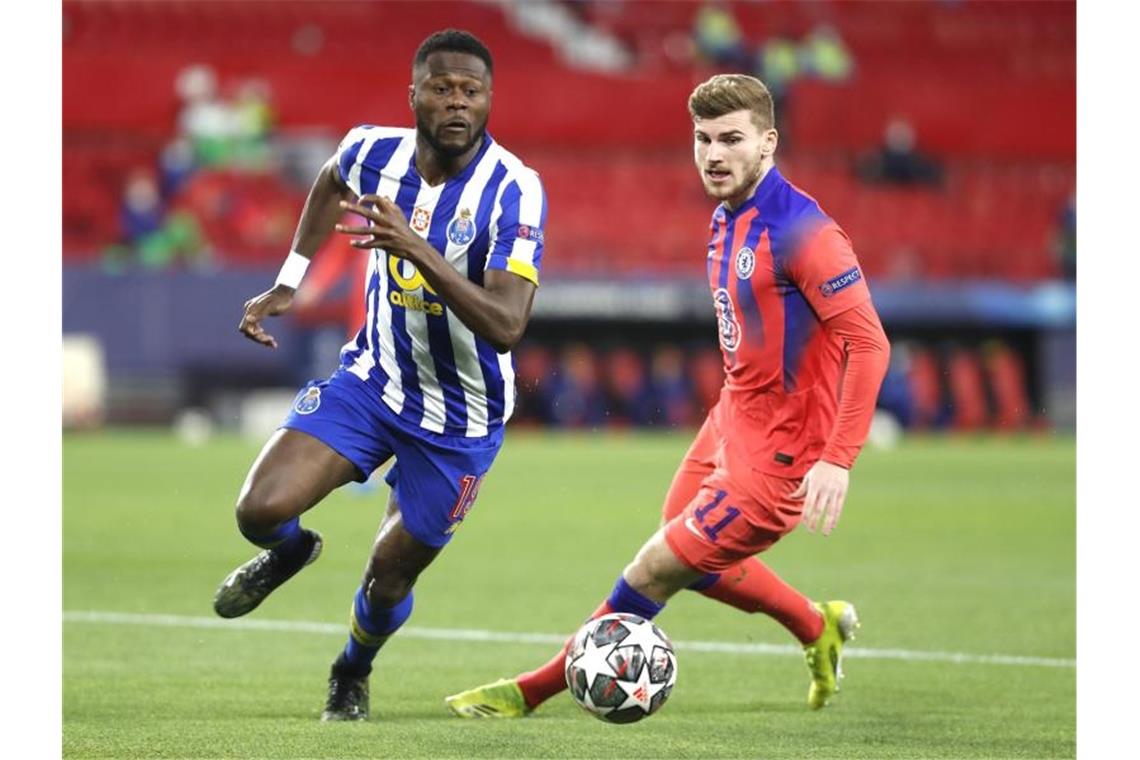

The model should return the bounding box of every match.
[613,671,655,712]
[577,635,617,708]
[565,613,678,722]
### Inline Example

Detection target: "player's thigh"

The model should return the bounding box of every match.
[660,410,721,523]
[382,422,504,549]
[661,472,802,575]
[239,371,398,525]
[237,428,362,526]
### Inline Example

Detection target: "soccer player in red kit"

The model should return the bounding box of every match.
[446,74,890,716]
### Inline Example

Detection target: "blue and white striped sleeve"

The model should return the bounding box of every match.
[334,125,374,196]
[486,169,547,286]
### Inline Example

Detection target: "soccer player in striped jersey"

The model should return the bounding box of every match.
[211,30,547,721]
[446,74,890,718]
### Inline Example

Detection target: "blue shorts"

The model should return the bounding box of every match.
[281,369,504,548]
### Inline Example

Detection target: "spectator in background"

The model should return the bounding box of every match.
[134,208,209,270]
[753,23,856,138]
[158,137,197,199]
[754,35,799,111]
[800,24,853,83]
[513,345,556,425]
[119,169,164,248]
[692,9,855,141]
[549,343,606,428]
[856,118,944,187]
[175,64,235,167]
[649,345,694,427]
[230,78,276,170]
[1054,193,1075,280]
[693,2,750,70]
[906,343,948,429]
[104,169,210,272]
[874,346,916,429]
[602,347,654,427]
[175,67,276,171]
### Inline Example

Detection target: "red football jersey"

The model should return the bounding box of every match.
[706,167,873,477]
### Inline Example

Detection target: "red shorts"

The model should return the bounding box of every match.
[661,402,804,574]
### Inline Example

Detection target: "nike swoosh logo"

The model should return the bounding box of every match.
[684,517,704,539]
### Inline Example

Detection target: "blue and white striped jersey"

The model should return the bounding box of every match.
[333,125,547,438]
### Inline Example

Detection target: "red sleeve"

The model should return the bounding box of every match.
[783,222,871,322]
[819,300,891,469]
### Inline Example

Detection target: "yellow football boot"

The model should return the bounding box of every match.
[803,600,860,709]
[445,678,530,718]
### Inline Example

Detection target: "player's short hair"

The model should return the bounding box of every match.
[414,29,494,76]
[688,74,775,131]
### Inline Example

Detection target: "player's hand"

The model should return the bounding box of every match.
[335,195,426,263]
[792,460,850,536]
[238,285,294,349]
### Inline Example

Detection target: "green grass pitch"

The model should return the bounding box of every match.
[63,430,1074,758]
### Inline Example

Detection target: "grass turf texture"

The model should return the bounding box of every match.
[63,430,1075,759]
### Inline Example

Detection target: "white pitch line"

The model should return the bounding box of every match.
[62,610,1075,669]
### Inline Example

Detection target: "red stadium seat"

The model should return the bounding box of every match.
[62,0,1073,282]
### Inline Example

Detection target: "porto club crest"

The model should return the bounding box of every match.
[294,386,321,415]
[447,208,476,246]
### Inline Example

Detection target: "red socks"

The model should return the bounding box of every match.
[516,600,613,708]
[698,557,823,644]
[515,561,823,710]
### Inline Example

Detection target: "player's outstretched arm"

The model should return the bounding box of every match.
[336,195,536,353]
[783,224,890,535]
[797,301,890,535]
[238,160,353,349]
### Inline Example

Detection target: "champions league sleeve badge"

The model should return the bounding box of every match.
[294,386,322,415]
[819,266,862,298]
[447,208,476,246]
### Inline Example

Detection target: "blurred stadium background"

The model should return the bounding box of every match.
[61,0,1075,440]
[60,2,1078,756]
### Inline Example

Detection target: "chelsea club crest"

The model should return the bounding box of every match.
[735,246,756,279]
[294,386,321,415]
[447,208,476,246]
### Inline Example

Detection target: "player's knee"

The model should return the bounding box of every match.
[235,487,297,534]
[623,555,671,602]
[363,571,414,609]
[623,534,693,602]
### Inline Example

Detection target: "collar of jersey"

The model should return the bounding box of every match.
[720,165,783,221]
[413,131,495,190]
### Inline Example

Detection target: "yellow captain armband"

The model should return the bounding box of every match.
[504,258,539,285]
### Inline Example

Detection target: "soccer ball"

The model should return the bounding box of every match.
[564,612,678,723]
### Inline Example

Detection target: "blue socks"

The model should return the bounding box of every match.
[240,517,309,563]
[339,585,415,676]
[240,515,301,548]
[606,576,666,620]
